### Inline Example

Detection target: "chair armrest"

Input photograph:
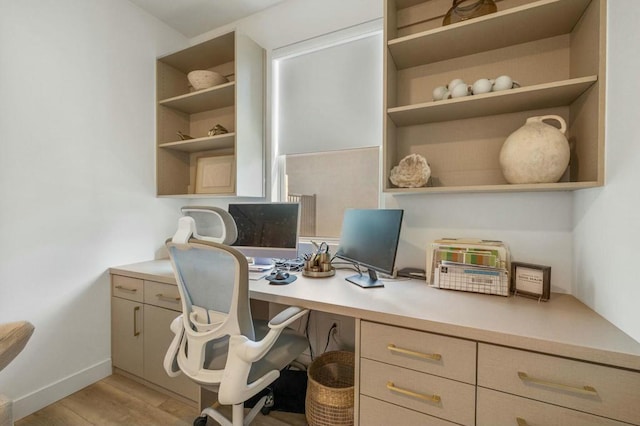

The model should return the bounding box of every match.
[268,306,309,330]
[232,307,309,364]
[163,315,184,378]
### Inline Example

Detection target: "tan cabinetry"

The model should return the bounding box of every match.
[359,321,476,425]
[477,343,640,425]
[383,0,606,193]
[156,30,264,197]
[111,274,199,402]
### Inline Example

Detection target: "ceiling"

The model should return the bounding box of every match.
[129,0,285,38]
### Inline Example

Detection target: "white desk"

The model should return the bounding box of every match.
[110,260,640,425]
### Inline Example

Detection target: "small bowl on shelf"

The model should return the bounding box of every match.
[187,70,228,90]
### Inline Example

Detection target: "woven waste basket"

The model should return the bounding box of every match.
[305,351,355,426]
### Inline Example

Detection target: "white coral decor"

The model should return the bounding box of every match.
[389,154,431,188]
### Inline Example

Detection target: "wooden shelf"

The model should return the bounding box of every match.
[159,82,235,114]
[383,0,606,194]
[388,76,597,126]
[156,30,264,197]
[385,181,600,195]
[158,133,236,153]
[388,0,592,69]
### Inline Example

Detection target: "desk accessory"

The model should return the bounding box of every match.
[511,262,551,301]
[302,241,335,278]
[428,238,510,296]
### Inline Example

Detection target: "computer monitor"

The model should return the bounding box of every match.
[335,208,404,288]
[227,202,300,265]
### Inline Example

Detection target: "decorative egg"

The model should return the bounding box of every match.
[493,75,518,91]
[447,78,465,90]
[432,86,448,101]
[450,83,471,98]
[472,78,493,95]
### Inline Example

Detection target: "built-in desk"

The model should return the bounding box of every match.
[110,260,640,425]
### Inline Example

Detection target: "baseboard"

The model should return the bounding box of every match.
[12,359,112,421]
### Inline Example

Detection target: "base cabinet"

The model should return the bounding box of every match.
[358,321,640,426]
[111,274,199,402]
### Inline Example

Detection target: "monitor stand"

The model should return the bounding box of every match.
[346,269,384,288]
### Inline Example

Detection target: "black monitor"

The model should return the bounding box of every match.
[227,202,300,265]
[335,208,404,288]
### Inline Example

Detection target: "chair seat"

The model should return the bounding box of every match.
[203,320,308,384]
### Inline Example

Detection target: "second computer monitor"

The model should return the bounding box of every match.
[335,208,404,288]
[227,202,300,264]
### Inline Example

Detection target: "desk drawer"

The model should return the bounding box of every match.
[359,395,458,426]
[477,387,632,426]
[144,281,181,311]
[360,321,476,384]
[360,358,475,426]
[112,275,143,302]
[478,343,640,424]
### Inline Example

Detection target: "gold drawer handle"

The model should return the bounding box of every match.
[115,285,137,293]
[516,418,528,426]
[387,344,442,361]
[133,306,140,337]
[518,372,597,396]
[156,293,180,302]
[386,381,441,403]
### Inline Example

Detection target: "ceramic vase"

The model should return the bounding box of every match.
[499,115,570,184]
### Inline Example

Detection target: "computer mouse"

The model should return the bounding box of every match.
[273,271,289,280]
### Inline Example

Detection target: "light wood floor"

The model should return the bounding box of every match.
[16,374,307,426]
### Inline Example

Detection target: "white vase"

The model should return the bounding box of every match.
[499,115,570,184]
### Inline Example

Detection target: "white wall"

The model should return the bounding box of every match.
[193,0,576,294]
[1,0,637,420]
[573,0,640,343]
[0,0,187,418]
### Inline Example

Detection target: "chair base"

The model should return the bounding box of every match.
[196,395,268,426]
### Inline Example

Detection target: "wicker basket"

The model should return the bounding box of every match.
[305,351,355,426]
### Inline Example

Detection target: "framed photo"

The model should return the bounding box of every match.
[511,262,551,301]
[195,155,235,194]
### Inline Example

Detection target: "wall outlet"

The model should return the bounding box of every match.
[330,318,342,338]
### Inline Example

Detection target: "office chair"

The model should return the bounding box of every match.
[164,211,309,426]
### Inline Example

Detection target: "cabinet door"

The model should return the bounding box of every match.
[143,304,199,401]
[111,297,143,376]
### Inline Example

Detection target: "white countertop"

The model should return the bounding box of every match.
[110,259,640,371]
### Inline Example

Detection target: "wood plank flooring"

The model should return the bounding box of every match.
[16,374,307,426]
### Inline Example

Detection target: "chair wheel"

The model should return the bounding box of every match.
[193,415,208,426]
[261,388,275,415]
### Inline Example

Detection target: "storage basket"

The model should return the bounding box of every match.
[305,351,355,426]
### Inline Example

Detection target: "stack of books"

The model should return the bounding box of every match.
[426,238,511,297]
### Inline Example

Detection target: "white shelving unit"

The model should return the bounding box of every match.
[384,0,606,193]
[156,30,264,197]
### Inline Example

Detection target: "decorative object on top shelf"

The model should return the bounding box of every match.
[389,154,431,188]
[443,0,497,26]
[207,124,229,136]
[511,262,551,302]
[492,75,520,92]
[499,115,570,184]
[176,131,193,140]
[432,75,520,101]
[187,70,228,91]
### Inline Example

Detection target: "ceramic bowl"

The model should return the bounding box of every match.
[187,70,228,90]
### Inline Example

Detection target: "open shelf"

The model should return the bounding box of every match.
[388,0,592,69]
[159,82,235,114]
[383,0,606,194]
[158,133,236,153]
[156,30,264,197]
[388,76,597,126]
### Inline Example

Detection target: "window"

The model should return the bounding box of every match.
[273,20,383,238]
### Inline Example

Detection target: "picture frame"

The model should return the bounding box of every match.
[511,262,551,301]
[195,155,235,194]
